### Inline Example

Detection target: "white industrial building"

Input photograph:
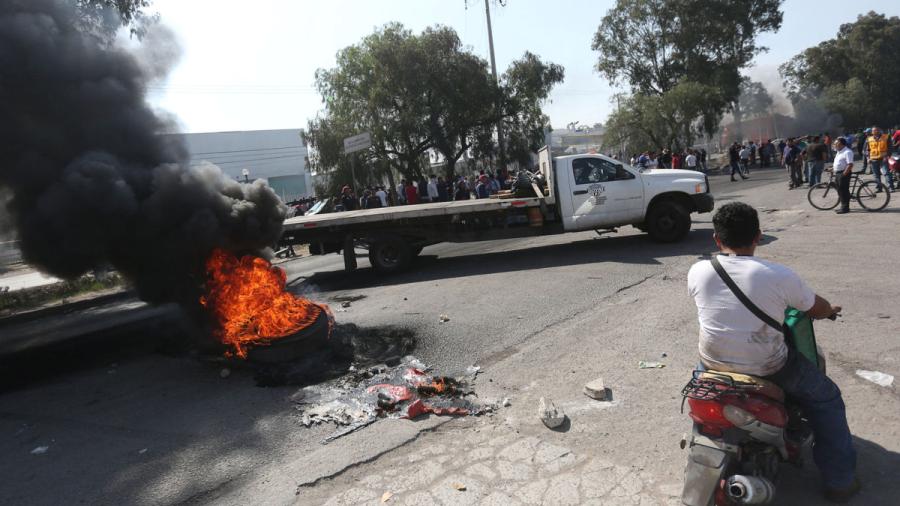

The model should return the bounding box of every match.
[180,129,312,202]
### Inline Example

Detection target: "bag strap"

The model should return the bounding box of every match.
[710,256,782,333]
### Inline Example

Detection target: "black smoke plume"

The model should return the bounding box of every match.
[0,0,286,307]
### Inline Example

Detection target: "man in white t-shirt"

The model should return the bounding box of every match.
[375,186,388,207]
[687,202,859,501]
[832,137,854,214]
[685,150,698,171]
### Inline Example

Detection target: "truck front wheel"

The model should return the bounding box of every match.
[646,201,690,243]
[368,235,412,273]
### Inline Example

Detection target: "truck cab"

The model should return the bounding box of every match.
[538,147,713,242]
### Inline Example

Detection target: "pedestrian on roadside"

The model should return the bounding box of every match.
[807,137,827,186]
[749,140,758,167]
[729,143,747,181]
[784,139,803,189]
[777,139,787,165]
[647,151,659,169]
[739,144,751,176]
[436,176,449,202]
[685,149,698,171]
[405,179,419,205]
[833,137,854,214]
[427,175,439,202]
[867,127,893,192]
[659,149,672,169]
[454,180,470,200]
[340,185,357,211]
[475,175,490,199]
[375,186,388,207]
[396,180,407,205]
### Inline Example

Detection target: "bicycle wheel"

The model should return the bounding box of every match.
[856,181,890,211]
[808,182,839,210]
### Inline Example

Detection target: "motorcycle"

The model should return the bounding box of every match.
[678,319,831,506]
[888,153,900,189]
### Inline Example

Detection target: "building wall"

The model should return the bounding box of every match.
[180,129,312,200]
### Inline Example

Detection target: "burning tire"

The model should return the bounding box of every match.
[246,308,332,363]
[368,235,412,273]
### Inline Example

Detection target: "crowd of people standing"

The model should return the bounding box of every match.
[330,170,524,212]
[629,148,709,172]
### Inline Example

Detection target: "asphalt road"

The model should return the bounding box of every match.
[1,167,897,506]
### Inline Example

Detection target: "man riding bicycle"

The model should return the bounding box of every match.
[687,203,860,502]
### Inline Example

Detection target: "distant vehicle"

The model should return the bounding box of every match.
[281,147,714,274]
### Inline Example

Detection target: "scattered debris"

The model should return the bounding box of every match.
[502,397,511,407]
[439,314,450,323]
[538,397,566,429]
[341,301,351,308]
[451,482,467,491]
[464,365,481,377]
[856,370,894,387]
[583,378,609,401]
[219,368,231,379]
[138,448,148,454]
[876,313,890,319]
[380,491,393,503]
[294,356,487,443]
[661,352,668,358]
[30,446,49,455]
[638,361,665,369]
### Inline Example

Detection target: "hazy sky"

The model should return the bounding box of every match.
[146,0,899,134]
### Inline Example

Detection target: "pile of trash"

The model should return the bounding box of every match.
[293,356,489,443]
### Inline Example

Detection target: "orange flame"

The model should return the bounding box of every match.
[200,248,325,358]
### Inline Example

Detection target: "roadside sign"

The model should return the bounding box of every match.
[343,132,372,154]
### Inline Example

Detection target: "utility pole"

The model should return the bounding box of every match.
[483,0,506,172]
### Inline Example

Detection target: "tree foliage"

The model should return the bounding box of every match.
[75,0,157,41]
[738,79,774,119]
[604,82,724,153]
[593,0,782,150]
[306,23,563,194]
[593,0,782,103]
[501,52,565,166]
[780,12,900,128]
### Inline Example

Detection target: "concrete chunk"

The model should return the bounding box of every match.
[583,378,608,400]
[538,397,566,429]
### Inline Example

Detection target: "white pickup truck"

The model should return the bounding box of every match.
[282,147,714,274]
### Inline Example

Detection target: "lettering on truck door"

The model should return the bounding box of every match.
[566,157,644,229]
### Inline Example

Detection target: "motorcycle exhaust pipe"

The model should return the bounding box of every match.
[725,475,776,505]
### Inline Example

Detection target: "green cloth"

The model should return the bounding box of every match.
[785,308,818,367]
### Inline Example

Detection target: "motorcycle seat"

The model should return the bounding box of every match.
[700,370,785,403]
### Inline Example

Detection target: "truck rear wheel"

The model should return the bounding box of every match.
[646,200,690,243]
[368,235,412,273]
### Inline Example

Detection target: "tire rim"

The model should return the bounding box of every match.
[658,213,676,232]
[378,245,399,266]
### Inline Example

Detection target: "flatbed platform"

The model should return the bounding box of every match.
[282,196,545,231]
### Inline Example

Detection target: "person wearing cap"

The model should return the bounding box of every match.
[833,137,855,214]
[475,175,490,199]
[340,185,357,211]
[866,126,892,192]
